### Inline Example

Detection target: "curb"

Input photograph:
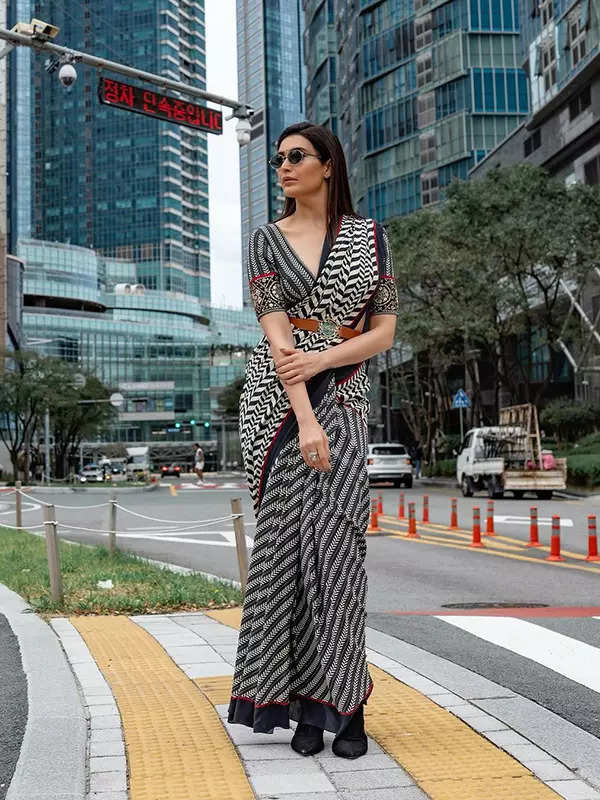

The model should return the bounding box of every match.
[0,584,87,800]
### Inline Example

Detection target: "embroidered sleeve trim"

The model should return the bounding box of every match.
[371,278,400,315]
[249,272,287,320]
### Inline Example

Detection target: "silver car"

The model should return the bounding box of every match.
[366,443,413,488]
[79,465,104,483]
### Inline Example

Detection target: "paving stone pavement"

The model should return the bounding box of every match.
[46,610,600,800]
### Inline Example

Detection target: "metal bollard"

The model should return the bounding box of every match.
[108,492,117,553]
[450,498,458,529]
[15,480,22,532]
[44,504,64,605]
[470,506,484,548]
[586,515,599,562]
[422,494,429,523]
[546,515,563,562]
[527,506,540,547]
[231,498,249,593]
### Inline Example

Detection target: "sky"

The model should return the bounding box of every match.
[206,1,243,309]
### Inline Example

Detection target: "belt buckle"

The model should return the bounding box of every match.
[318,318,339,340]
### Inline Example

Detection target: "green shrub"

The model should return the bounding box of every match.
[540,398,599,445]
[566,454,600,487]
[567,431,600,455]
[424,458,457,478]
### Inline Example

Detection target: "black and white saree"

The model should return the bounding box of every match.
[228,214,399,735]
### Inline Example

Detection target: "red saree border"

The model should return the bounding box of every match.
[230,681,373,715]
[250,271,277,283]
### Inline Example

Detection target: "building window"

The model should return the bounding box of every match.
[418,92,436,128]
[584,154,600,184]
[419,132,436,165]
[569,12,587,67]
[523,128,542,156]
[569,85,591,120]
[416,53,433,88]
[542,42,557,92]
[421,170,439,206]
[415,14,433,50]
[539,0,553,26]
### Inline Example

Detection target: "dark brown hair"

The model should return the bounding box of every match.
[275,122,359,242]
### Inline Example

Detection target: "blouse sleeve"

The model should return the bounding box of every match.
[371,222,400,316]
[247,227,287,320]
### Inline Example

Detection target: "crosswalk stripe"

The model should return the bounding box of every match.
[436,615,600,693]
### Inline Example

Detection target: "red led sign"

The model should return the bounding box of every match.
[98,77,223,134]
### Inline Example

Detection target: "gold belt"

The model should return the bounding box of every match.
[288,316,361,340]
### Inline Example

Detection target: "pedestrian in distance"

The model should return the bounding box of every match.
[229,122,399,759]
[193,443,204,485]
[411,441,423,479]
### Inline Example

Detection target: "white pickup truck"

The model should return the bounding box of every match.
[456,427,566,500]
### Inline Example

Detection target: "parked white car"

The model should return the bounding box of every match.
[79,464,104,483]
[366,443,413,488]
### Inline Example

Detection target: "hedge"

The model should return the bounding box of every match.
[566,455,600,487]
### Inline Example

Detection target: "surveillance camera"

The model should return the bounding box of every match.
[58,63,77,87]
[235,117,252,146]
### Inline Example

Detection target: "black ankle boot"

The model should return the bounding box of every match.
[291,723,324,756]
[332,705,368,759]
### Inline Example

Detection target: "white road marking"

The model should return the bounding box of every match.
[0,500,41,515]
[437,616,600,693]
[117,529,254,549]
[493,515,573,527]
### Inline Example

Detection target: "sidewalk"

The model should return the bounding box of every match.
[2,584,600,800]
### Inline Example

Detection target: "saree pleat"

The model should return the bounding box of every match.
[229,215,396,734]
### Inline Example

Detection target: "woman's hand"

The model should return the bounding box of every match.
[275,347,324,385]
[298,418,331,471]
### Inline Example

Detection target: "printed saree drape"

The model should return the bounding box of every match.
[228,214,399,734]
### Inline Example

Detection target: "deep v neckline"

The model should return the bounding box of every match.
[271,217,342,282]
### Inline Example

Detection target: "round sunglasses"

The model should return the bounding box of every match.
[268,148,322,170]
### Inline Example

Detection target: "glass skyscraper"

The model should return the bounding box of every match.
[304,0,530,221]
[237,0,306,306]
[5,1,262,445]
[8,0,210,300]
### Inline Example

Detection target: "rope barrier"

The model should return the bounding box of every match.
[113,505,242,525]
[0,521,46,530]
[13,489,110,510]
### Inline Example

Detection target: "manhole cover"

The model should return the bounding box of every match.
[441,602,549,609]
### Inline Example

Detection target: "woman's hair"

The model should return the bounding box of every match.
[275,122,359,241]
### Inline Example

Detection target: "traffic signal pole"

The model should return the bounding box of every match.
[0,26,253,120]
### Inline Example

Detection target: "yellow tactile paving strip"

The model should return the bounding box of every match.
[71,616,253,800]
[208,609,561,800]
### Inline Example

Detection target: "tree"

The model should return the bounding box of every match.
[0,351,115,480]
[0,351,59,480]
[217,377,245,417]
[387,165,600,447]
[49,369,115,478]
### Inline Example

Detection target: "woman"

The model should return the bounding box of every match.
[228,122,398,759]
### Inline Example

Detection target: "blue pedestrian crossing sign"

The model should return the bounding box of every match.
[452,388,471,409]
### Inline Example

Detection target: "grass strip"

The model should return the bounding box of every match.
[0,526,242,616]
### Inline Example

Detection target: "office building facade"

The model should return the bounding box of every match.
[8,0,211,300]
[304,0,530,221]
[20,238,260,442]
[237,0,306,306]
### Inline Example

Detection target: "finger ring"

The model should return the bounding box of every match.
[309,451,318,461]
